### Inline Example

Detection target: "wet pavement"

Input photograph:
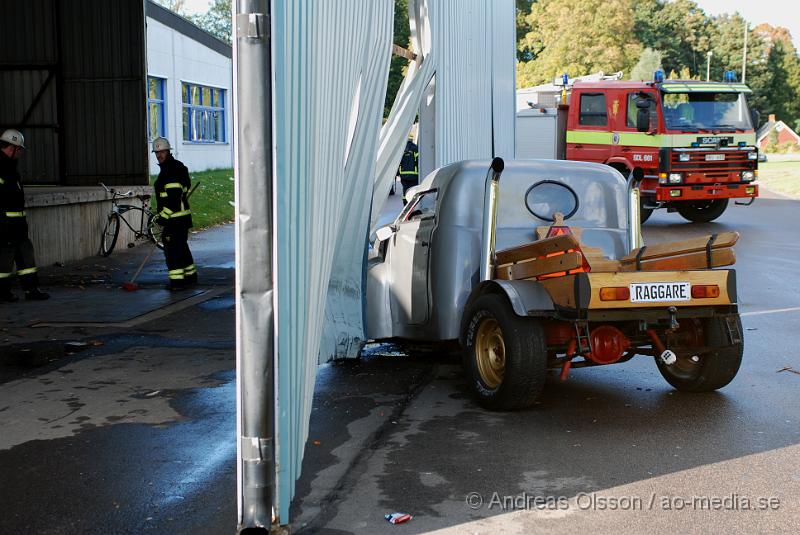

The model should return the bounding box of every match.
[1,185,799,534]
[305,191,800,534]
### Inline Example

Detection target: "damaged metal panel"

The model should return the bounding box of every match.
[271,0,394,522]
[370,0,516,227]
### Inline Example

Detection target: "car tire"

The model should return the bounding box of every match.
[656,315,743,392]
[676,199,729,223]
[462,293,547,410]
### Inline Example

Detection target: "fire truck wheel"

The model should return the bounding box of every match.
[676,199,729,223]
[655,315,743,392]
[462,293,547,410]
[640,206,653,223]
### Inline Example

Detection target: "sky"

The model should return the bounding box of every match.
[695,0,800,50]
[181,0,800,50]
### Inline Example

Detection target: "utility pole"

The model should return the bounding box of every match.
[234,0,275,533]
[742,21,748,83]
[706,51,713,82]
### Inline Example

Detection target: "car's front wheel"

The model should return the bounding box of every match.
[462,293,547,410]
[676,199,729,222]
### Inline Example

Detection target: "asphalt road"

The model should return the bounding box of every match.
[1,190,798,534]
[305,193,800,534]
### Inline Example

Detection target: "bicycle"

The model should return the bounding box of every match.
[98,182,164,256]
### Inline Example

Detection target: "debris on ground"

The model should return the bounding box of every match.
[385,513,412,524]
[777,366,800,375]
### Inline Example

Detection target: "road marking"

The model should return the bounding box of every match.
[741,306,800,317]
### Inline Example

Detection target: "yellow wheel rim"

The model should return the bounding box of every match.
[475,318,505,389]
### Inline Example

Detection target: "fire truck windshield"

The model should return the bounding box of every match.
[661,92,753,132]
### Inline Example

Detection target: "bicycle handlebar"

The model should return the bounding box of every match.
[99,182,134,198]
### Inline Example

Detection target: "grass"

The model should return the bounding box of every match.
[757,160,800,198]
[150,168,234,229]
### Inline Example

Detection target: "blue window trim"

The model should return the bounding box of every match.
[147,76,167,140]
[181,82,227,144]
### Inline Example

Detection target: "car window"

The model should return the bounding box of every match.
[626,92,656,129]
[403,190,438,222]
[579,93,607,126]
[525,180,579,221]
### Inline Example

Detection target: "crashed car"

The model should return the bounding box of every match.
[367,158,743,410]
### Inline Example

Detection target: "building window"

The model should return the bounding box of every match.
[148,77,166,140]
[579,93,607,126]
[182,82,226,143]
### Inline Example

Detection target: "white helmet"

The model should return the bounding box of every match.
[152,137,171,152]
[1,129,25,148]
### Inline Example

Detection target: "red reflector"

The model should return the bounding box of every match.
[691,284,720,298]
[599,287,630,301]
[546,226,572,238]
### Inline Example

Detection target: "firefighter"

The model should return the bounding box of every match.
[0,129,49,302]
[397,139,419,205]
[152,137,197,290]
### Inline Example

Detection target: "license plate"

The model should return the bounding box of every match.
[705,154,725,161]
[629,282,691,303]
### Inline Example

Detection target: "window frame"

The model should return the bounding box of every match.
[181,81,227,144]
[147,76,167,140]
[524,180,579,222]
[578,92,608,127]
[399,189,439,223]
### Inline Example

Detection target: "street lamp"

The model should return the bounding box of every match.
[706,51,713,82]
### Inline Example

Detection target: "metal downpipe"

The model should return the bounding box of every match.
[234,0,275,532]
[480,157,505,281]
[628,170,643,251]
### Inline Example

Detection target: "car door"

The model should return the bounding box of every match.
[567,91,611,163]
[390,189,437,326]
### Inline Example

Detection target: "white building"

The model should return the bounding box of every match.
[146,1,233,174]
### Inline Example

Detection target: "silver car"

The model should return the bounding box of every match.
[368,159,743,410]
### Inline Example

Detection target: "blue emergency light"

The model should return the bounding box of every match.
[724,70,737,82]
[562,73,569,86]
[654,70,664,83]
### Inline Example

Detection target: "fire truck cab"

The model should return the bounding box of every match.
[518,74,760,223]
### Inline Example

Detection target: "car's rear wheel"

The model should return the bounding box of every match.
[676,199,729,223]
[462,294,547,410]
[656,315,743,392]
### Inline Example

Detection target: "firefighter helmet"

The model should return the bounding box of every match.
[152,137,171,153]
[0,129,25,148]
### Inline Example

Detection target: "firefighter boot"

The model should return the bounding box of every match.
[25,288,50,301]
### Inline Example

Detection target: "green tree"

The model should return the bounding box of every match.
[633,0,710,77]
[751,24,800,129]
[630,48,663,81]
[517,0,640,87]
[384,0,410,118]
[516,0,537,61]
[190,0,232,44]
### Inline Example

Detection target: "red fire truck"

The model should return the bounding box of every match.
[517,74,759,222]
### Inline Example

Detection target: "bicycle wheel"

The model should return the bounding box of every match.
[100,213,121,256]
[147,214,165,250]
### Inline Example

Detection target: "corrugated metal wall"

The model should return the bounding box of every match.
[0,0,148,186]
[272,0,394,522]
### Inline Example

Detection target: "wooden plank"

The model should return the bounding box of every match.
[585,257,622,272]
[392,44,417,61]
[586,269,732,309]
[621,231,739,265]
[495,252,584,280]
[619,247,735,271]
[495,234,580,265]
